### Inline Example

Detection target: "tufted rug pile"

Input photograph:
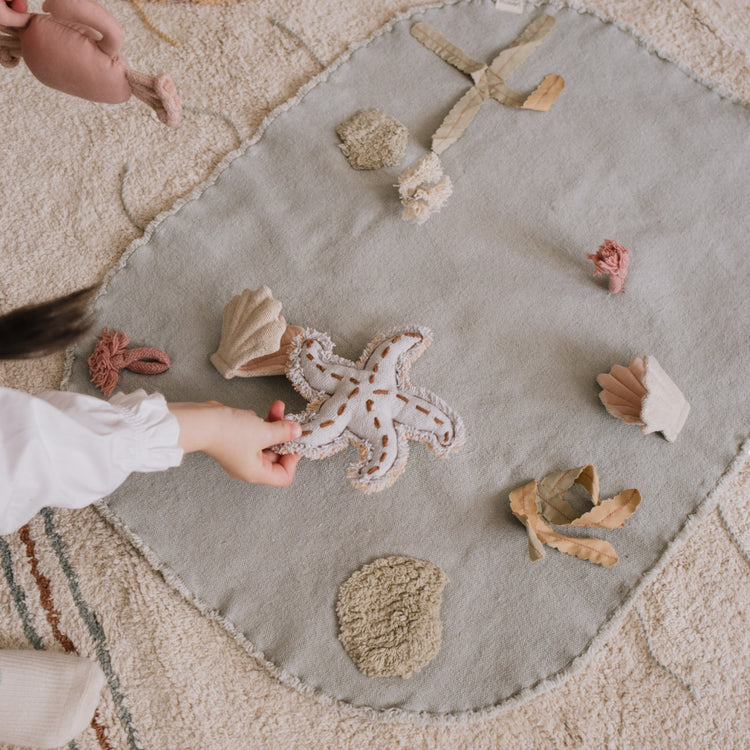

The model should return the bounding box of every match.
[1,0,749,746]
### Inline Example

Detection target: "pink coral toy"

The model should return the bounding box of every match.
[587,239,630,294]
[88,328,171,396]
[0,0,180,127]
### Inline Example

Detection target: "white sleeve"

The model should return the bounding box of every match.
[0,387,184,535]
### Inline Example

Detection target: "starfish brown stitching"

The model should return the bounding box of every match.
[277,326,466,493]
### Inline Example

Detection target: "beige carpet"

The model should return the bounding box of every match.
[1,0,749,746]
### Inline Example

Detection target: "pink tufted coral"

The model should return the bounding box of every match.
[88,328,170,396]
[587,239,631,294]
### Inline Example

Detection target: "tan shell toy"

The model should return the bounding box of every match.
[0,0,180,126]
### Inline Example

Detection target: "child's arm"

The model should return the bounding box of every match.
[168,399,300,487]
[0,387,300,535]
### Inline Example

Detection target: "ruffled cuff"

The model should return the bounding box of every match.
[109,390,184,472]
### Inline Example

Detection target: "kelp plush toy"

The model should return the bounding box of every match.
[0,0,180,126]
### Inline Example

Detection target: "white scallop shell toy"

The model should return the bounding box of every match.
[210,286,302,378]
[597,356,689,442]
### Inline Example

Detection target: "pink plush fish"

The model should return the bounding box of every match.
[0,0,180,126]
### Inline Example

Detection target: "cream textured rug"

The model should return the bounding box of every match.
[1,0,750,746]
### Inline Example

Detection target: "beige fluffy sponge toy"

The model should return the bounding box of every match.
[0,0,180,126]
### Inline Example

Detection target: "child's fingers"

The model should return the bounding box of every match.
[262,416,301,445]
[260,453,300,487]
[263,449,301,467]
[281,453,301,471]
[266,400,286,423]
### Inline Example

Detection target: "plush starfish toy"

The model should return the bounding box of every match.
[277,326,466,493]
[0,0,180,127]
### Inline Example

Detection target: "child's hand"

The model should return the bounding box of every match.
[168,399,301,487]
[0,0,29,26]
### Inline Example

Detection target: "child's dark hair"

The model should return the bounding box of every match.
[0,286,97,360]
